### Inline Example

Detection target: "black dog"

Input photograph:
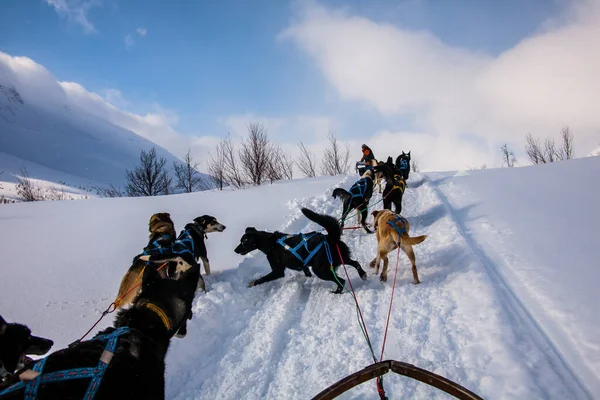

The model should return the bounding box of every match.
[331,170,374,234]
[234,207,367,293]
[0,316,53,384]
[395,151,411,181]
[374,162,406,214]
[0,266,199,399]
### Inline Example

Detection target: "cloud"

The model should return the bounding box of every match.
[44,0,101,34]
[124,34,134,49]
[281,0,600,168]
[136,27,147,36]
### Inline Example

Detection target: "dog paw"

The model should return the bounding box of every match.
[138,255,150,262]
[248,280,256,288]
[359,271,368,281]
[413,279,421,285]
[380,275,388,283]
[369,260,376,268]
[332,287,344,294]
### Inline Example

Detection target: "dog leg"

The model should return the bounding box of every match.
[200,256,211,275]
[401,243,420,284]
[249,269,285,287]
[197,274,206,291]
[302,266,313,277]
[346,258,367,280]
[361,209,373,234]
[380,252,389,282]
[313,267,345,294]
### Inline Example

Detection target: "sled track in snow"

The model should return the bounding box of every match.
[423,175,593,400]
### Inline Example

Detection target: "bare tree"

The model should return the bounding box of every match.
[125,148,171,196]
[500,144,517,167]
[297,142,317,177]
[525,133,547,165]
[173,149,207,193]
[239,123,273,186]
[15,167,43,201]
[320,130,351,175]
[558,126,575,160]
[266,145,294,183]
[95,184,124,197]
[411,160,420,173]
[207,143,226,190]
[221,133,245,189]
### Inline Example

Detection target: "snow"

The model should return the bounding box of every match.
[0,159,598,399]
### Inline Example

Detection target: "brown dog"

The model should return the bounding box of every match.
[115,212,177,308]
[369,210,427,283]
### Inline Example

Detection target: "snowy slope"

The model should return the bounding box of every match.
[0,160,598,399]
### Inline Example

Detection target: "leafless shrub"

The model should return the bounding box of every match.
[239,123,274,186]
[15,167,44,201]
[297,142,317,177]
[321,130,351,175]
[411,160,420,173]
[207,143,226,190]
[174,149,208,193]
[500,144,517,167]
[125,148,171,196]
[95,184,124,197]
[558,126,575,160]
[46,185,67,201]
[221,133,245,189]
[266,145,294,183]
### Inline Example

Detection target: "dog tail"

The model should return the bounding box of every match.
[301,207,341,243]
[400,234,427,246]
[332,188,351,201]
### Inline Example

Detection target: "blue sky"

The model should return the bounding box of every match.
[3,0,597,171]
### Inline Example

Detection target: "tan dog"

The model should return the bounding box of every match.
[371,159,385,194]
[369,210,427,283]
[115,213,177,308]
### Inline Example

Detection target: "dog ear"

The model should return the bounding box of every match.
[408,151,411,157]
[372,210,381,219]
[0,315,6,335]
[245,227,257,233]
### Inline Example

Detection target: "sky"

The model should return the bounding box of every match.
[1,0,599,172]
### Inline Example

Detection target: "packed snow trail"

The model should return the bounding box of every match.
[165,174,589,400]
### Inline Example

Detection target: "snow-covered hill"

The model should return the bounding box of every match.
[0,158,598,399]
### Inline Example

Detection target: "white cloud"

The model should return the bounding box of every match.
[124,34,134,49]
[44,0,101,34]
[281,0,600,168]
[136,27,147,36]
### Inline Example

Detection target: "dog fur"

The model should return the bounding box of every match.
[0,266,199,399]
[371,159,385,194]
[0,316,53,384]
[234,207,367,293]
[369,210,427,283]
[115,215,226,309]
[373,162,406,215]
[331,170,374,234]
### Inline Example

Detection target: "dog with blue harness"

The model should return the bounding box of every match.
[332,170,374,234]
[395,151,411,181]
[369,209,427,284]
[0,265,199,400]
[235,208,367,293]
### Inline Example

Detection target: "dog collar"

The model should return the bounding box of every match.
[145,303,171,331]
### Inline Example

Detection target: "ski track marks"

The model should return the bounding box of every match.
[165,174,588,400]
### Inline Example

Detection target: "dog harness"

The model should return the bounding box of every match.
[142,234,172,256]
[399,158,409,171]
[0,327,130,400]
[277,233,331,266]
[349,178,369,199]
[387,215,407,244]
[391,174,406,193]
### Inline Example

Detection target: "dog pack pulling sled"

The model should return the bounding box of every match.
[311,359,483,400]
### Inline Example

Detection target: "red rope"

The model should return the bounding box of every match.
[379,246,401,362]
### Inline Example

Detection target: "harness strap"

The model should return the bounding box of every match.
[142,234,172,256]
[386,215,407,245]
[0,327,130,399]
[399,159,409,170]
[350,178,368,199]
[277,233,324,266]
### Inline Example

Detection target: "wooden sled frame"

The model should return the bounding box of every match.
[311,360,484,400]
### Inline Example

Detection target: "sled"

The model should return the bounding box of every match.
[311,359,483,400]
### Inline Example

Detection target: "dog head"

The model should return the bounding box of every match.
[193,215,226,233]
[149,212,176,237]
[234,227,263,255]
[133,264,199,337]
[0,315,53,377]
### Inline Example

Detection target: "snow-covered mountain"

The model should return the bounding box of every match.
[0,81,194,190]
[1,157,598,399]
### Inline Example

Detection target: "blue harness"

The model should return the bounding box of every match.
[142,234,172,256]
[387,215,407,244]
[349,178,368,199]
[170,229,196,259]
[399,159,409,171]
[0,327,130,399]
[277,233,331,266]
